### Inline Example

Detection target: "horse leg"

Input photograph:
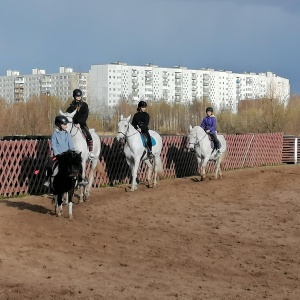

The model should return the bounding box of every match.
[144,159,153,188]
[215,156,223,179]
[55,194,63,217]
[200,157,209,181]
[79,161,86,203]
[84,159,97,201]
[131,159,139,191]
[68,182,76,219]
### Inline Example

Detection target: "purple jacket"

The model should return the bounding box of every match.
[201,115,217,134]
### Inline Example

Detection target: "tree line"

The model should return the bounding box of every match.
[0,94,300,137]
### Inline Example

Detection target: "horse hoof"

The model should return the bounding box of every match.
[56,212,62,217]
[69,215,73,219]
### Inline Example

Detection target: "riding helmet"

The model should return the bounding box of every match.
[55,115,69,126]
[138,100,147,108]
[206,107,214,113]
[73,88,83,98]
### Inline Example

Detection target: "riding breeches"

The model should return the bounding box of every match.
[81,125,92,141]
[209,133,221,149]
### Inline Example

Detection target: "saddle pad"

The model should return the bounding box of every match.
[140,135,156,147]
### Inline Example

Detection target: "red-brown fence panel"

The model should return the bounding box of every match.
[0,133,284,198]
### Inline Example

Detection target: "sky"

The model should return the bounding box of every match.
[1,0,299,93]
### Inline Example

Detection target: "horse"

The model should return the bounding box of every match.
[59,110,101,202]
[51,150,82,218]
[188,125,227,180]
[116,115,163,191]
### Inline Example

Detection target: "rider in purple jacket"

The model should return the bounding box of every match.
[201,107,221,153]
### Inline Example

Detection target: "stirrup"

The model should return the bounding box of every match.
[89,152,95,159]
[148,151,154,159]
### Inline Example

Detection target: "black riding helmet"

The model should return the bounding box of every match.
[206,107,214,113]
[55,115,69,127]
[138,101,147,108]
[73,88,83,98]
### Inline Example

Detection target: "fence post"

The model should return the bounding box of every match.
[294,138,298,164]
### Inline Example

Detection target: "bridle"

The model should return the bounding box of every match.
[118,120,139,139]
[189,130,207,148]
[65,117,80,137]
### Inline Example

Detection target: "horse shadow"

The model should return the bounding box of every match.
[1,199,53,215]
[165,137,198,178]
[18,138,51,195]
[101,138,131,186]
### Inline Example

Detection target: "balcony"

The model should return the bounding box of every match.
[175,73,181,79]
[132,70,138,77]
[132,83,139,89]
[145,71,152,77]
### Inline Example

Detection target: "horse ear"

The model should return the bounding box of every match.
[69,110,76,118]
[120,114,124,120]
[59,109,64,115]
[126,115,131,122]
[189,125,193,131]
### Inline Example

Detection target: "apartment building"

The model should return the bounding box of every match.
[0,63,290,113]
[88,63,290,113]
[0,67,88,103]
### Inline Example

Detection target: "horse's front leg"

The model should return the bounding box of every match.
[55,194,63,217]
[200,157,209,181]
[131,159,140,191]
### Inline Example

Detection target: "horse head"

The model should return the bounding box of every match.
[57,150,82,177]
[188,125,197,152]
[116,115,131,141]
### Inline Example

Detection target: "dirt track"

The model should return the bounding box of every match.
[0,164,300,300]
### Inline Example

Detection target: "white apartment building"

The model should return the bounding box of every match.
[0,67,88,103]
[88,63,290,113]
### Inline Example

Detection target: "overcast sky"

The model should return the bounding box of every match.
[1,0,299,93]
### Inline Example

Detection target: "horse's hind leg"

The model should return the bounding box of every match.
[144,159,153,188]
[68,182,76,219]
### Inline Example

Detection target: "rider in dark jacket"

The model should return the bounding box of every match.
[66,89,94,159]
[201,106,221,153]
[132,100,153,158]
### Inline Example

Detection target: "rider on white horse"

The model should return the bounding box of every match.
[44,115,88,187]
[200,107,221,154]
[66,89,94,160]
[131,100,153,158]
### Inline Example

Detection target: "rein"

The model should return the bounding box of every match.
[118,121,139,139]
[189,130,207,146]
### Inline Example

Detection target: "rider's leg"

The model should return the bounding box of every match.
[81,125,94,158]
[143,130,153,157]
[211,133,221,152]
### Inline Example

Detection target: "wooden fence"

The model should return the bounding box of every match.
[0,133,286,198]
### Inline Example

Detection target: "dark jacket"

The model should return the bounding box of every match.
[66,100,89,126]
[132,111,150,132]
[201,115,217,134]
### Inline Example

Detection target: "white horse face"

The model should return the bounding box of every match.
[116,115,131,141]
[188,126,197,150]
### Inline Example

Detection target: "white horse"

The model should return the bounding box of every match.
[188,125,226,180]
[116,115,163,191]
[59,110,101,201]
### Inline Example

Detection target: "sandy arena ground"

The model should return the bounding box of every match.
[0,164,299,300]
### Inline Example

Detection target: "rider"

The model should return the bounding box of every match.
[66,89,94,159]
[132,100,153,158]
[44,115,87,187]
[200,107,221,154]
